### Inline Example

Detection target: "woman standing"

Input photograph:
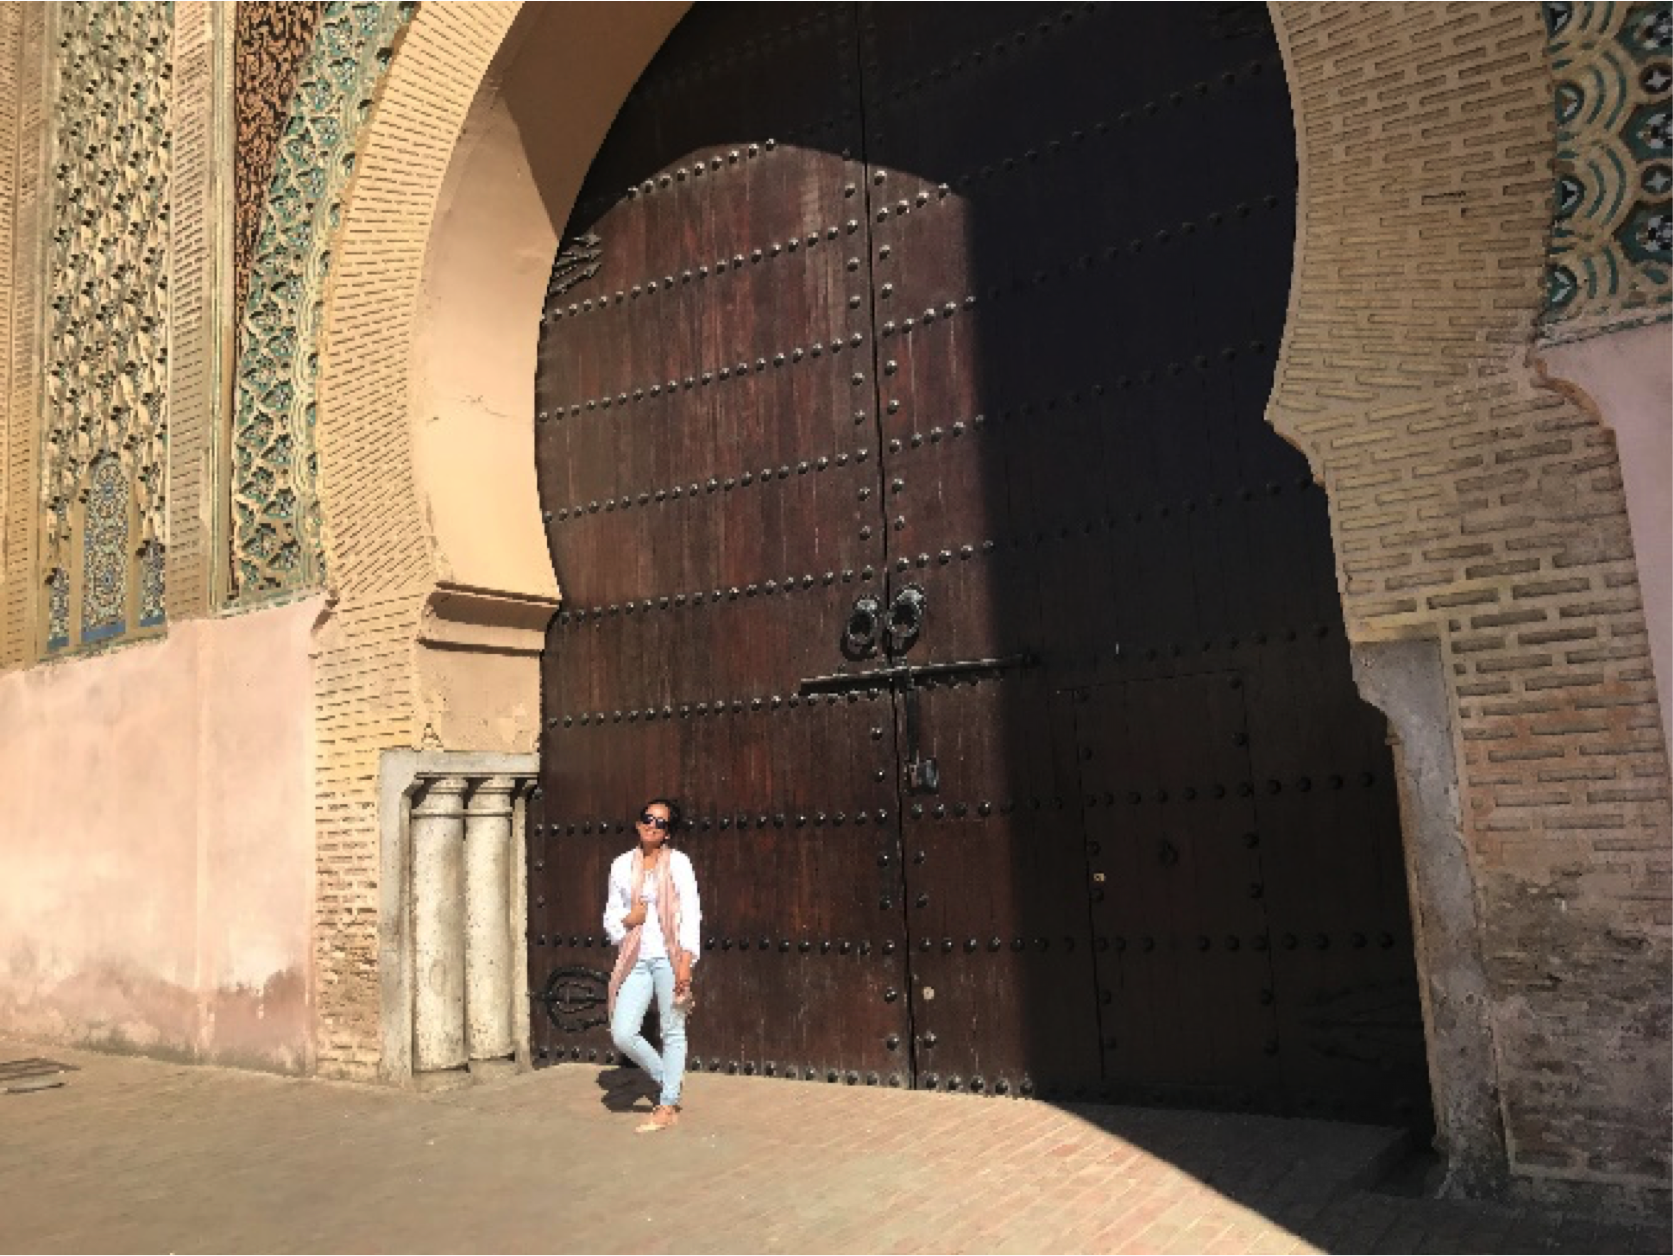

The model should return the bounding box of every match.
[604,798,701,1132]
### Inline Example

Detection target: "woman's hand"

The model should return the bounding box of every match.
[622,902,647,929]
[675,955,693,992]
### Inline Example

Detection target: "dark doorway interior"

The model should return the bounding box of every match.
[528,2,1432,1132]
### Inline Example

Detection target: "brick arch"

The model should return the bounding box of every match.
[1265,3,1668,1201]
[307,0,688,1077]
[312,1,1668,1201]
[314,2,1326,1082]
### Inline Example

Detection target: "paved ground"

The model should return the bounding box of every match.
[0,1040,1666,1255]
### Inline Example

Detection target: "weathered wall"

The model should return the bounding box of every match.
[0,0,315,1069]
[0,597,320,1070]
[1531,0,1672,753]
[1271,1,1670,1201]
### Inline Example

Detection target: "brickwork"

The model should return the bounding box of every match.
[0,4,17,656]
[164,2,222,622]
[0,2,42,669]
[308,2,518,1077]
[6,1042,1670,1255]
[1271,2,1670,1196]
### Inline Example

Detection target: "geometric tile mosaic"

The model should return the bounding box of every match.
[1541,2,1672,341]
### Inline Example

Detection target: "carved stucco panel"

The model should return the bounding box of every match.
[40,1,174,651]
[229,0,412,603]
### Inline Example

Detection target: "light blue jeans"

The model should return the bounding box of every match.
[610,955,687,1107]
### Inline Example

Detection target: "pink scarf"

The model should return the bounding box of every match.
[607,848,684,1020]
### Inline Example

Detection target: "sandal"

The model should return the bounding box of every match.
[635,1104,680,1133]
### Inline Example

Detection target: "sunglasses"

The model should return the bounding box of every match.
[638,812,670,831]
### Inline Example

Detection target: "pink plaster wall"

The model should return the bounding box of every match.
[0,597,321,1071]
[1541,323,1673,749]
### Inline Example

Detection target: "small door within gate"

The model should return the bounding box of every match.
[529,2,1430,1127]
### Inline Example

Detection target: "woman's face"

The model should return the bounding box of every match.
[636,803,672,848]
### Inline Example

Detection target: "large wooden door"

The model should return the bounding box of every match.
[531,2,1430,1126]
[530,6,913,1087]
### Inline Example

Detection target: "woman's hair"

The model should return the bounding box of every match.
[640,797,683,836]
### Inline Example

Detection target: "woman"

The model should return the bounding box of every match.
[603,797,701,1133]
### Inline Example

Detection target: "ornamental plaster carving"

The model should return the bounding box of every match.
[41,1,174,651]
[229,0,412,602]
[234,2,324,372]
[1541,1,1672,341]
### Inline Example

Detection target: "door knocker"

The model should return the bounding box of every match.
[843,594,883,659]
[887,585,927,655]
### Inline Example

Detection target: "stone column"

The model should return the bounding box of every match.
[411,776,468,1074]
[464,775,516,1063]
[1352,640,1508,1196]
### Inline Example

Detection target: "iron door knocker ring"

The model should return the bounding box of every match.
[887,585,927,654]
[843,594,883,658]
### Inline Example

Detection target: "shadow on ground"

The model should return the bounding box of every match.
[3,1040,1669,1255]
[596,1064,657,1113]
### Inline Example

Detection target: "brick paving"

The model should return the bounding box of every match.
[0,1040,1666,1255]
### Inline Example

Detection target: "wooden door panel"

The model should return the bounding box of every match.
[542,690,897,819]
[547,519,887,695]
[900,676,1100,1097]
[1243,643,1429,1124]
[541,297,879,490]
[1071,672,1281,1108]
[531,3,911,1079]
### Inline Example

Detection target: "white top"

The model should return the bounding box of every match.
[602,848,702,964]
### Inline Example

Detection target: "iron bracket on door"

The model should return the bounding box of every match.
[798,653,1038,794]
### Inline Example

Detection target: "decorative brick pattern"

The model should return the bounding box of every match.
[1,4,46,668]
[1539,1,1671,343]
[2,1045,1670,1254]
[0,3,19,661]
[164,1,223,622]
[1272,2,1669,1192]
[308,2,514,1077]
